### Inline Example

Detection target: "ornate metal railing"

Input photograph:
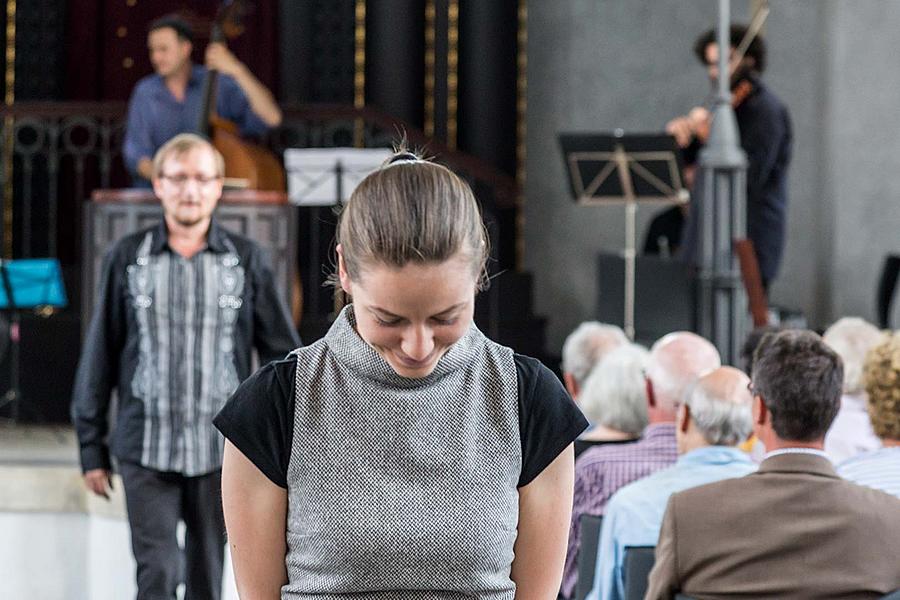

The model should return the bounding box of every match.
[0,102,129,258]
[0,102,518,339]
[0,101,515,254]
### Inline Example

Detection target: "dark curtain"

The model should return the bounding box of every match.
[65,0,280,101]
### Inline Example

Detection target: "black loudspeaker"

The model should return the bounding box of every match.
[10,0,66,100]
[0,310,79,424]
[877,254,900,329]
[597,253,696,347]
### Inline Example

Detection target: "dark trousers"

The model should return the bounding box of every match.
[118,461,225,600]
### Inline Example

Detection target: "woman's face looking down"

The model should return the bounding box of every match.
[339,247,478,379]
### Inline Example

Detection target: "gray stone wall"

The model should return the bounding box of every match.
[526,0,900,353]
[826,2,900,323]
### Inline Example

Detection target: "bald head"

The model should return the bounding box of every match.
[682,366,754,447]
[646,332,721,418]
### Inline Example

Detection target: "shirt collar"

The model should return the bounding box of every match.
[150,217,228,255]
[149,64,204,96]
[642,422,676,441]
[678,445,753,467]
[763,447,830,462]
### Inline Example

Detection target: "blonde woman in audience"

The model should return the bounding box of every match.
[574,343,649,458]
[822,316,883,463]
[214,148,587,599]
[838,330,900,498]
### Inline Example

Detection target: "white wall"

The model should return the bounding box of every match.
[526,0,900,352]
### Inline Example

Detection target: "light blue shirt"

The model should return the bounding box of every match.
[838,446,900,499]
[587,446,756,600]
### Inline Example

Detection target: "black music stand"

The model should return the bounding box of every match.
[559,132,688,339]
[0,258,68,422]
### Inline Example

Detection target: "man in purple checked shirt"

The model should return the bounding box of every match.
[560,331,721,599]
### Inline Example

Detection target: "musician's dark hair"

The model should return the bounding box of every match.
[693,24,766,74]
[148,14,195,45]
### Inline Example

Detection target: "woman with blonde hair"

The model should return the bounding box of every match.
[214,149,587,599]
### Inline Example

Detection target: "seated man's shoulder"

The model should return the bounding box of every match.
[835,473,900,508]
[668,472,753,507]
[669,466,900,519]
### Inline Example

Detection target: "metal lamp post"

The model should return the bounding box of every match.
[696,0,749,365]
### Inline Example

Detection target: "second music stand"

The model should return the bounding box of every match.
[559,132,688,339]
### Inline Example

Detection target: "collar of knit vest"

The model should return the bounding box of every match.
[325,305,485,389]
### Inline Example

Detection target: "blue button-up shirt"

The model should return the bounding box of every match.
[123,64,269,183]
[588,446,756,600]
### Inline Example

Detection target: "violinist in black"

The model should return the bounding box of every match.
[655,24,792,292]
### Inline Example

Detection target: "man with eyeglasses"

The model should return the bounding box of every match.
[72,133,300,600]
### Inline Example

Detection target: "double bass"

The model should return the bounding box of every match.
[198,2,302,324]
[197,1,285,191]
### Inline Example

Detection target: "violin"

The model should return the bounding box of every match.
[669,3,769,147]
[198,1,285,192]
[689,76,755,144]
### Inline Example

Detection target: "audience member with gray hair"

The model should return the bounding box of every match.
[561,331,720,598]
[575,344,649,457]
[646,330,900,599]
[823,316,884,463]
[561,321,629,401]
[838,330,900,499]
[589,366,756,600]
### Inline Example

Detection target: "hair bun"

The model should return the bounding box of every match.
[387,151,421,165]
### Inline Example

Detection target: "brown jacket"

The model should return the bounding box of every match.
[645,452,900,599]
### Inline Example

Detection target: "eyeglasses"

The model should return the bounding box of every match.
[159,173,222,187]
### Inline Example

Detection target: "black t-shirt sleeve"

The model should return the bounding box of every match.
[515,354,588,487]
[213,357,297,488]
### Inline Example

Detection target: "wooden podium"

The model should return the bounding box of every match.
[83,189,298,332]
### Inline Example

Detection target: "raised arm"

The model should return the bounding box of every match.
[206,43,282,127]
[221,440,289,599]
[510,443,575,599]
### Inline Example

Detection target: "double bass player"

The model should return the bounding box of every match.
[123,14,281,186]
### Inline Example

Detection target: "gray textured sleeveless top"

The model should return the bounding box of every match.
[283,306,521,599]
